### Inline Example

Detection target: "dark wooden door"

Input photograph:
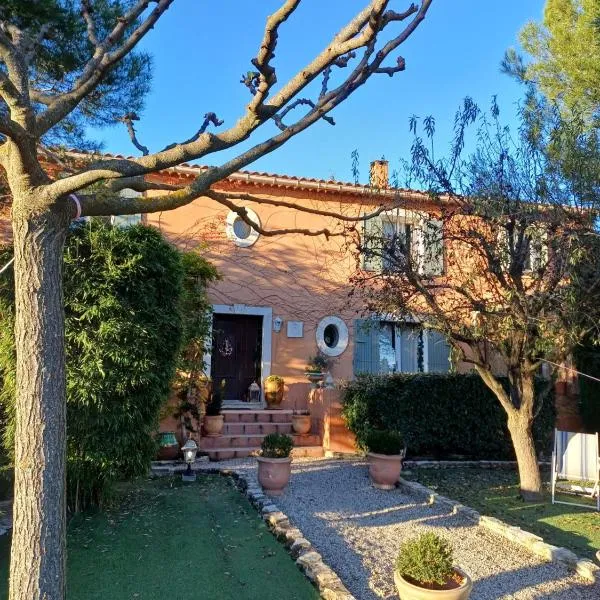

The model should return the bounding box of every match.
[211,314,262,401]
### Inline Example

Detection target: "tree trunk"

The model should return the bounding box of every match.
[9,207,69,600]
[507,409,543,501]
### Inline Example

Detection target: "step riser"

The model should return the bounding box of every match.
[205,446,324,461]
[222,410,293,424]
[222,423,292,436]
[200,433,321,450]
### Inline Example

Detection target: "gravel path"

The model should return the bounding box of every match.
[198,457,599,600]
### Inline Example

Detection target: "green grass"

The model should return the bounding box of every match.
[0,475,319,600]
[403,467,600,561]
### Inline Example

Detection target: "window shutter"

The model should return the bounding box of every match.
[353,319,381,375]
[361,215,383,272]
[397,326,419,373]
[426,330,451,373]
[422,218,444,276]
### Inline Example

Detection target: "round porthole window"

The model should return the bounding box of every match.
[316,316,348,357]
[226,208,260,247]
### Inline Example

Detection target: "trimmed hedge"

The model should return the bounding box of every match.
[342,373,555,460]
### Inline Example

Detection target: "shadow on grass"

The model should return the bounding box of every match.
[404,467,600,561]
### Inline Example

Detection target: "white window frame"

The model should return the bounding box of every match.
[316,316,349,357]
[226,208,261,247]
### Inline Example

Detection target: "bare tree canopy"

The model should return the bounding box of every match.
[352,95,600,500]
[0,2,433,599]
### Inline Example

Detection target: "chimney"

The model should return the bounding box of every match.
[369,159,389,189]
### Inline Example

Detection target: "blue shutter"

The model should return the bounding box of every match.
[427,330,451,372]
[362,216,383,272]
[398,326,419,373]
[353,319,381,375]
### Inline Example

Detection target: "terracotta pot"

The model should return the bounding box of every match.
[292,414,311,435]
[367,452,403,490]
[264,379,284,408]
[204,414,224,436]
[257,456,292,495]
[156,431,179,461]
[394,568,472,600]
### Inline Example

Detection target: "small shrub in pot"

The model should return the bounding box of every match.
[203,379,225,436]
[394,533,472,599]
[257,433,293,495]
[364,429,405,490]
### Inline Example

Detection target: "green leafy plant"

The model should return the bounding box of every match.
[265,375,284,385]
[260,433,294,459]
[342,374,554,460]
[395,532,455,587]
[364,429,404,456]
[204,379,225,417]
[0,222,216,512]
[305,351,330,373]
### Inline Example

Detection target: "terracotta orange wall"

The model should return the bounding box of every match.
[146,187,376,409]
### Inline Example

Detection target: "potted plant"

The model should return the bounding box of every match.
[156,431,180,460]
[292,409,311,435]
[257,433,294,495]
[264,375,285,409]
[394,532,472,599]
[304,351,330,385]
[364,429,405,489]
[203,379,225,436]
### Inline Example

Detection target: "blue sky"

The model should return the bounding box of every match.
[93,0,546,184]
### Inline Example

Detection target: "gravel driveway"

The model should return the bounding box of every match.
[200,457,599,600]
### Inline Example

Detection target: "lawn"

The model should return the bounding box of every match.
[403,467,600,561]
[0,475,319,600]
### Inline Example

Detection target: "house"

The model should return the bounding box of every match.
[0,154,584,459]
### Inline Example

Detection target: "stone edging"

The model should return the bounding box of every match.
[199,467,356,600]
[398,478,598,583]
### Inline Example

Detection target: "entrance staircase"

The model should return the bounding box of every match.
[199,409,323,461]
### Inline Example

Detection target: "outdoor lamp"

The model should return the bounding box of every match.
[248,381,261,403]
[181,438,198,482]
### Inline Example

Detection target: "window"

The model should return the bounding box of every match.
[498,224,548,273]
[226,208,261,247]
[353,319,451,375]
[362,210,443,276]
[316,316,349,357]
[111,189,142,228]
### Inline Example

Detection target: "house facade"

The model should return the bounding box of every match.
[145,160,455,403]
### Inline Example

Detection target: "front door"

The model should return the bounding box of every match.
[211,314,262,401]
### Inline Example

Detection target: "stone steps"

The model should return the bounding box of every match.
[200,409,322,462]
[203,445,324,461]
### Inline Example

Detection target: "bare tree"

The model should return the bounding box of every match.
[0,1,432,598]
[352,96,600,500]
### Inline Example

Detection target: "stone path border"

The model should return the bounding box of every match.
[398,477,599,583]
[403,459,550,470]
[159,465,356,600]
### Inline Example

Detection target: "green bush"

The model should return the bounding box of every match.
[260,433,293,459]
[574,345,600,433]
[204,379,225,417]
[395,532,455,587]
[0,222,215,511]
[363,429,404,455]
[342,373,555,459]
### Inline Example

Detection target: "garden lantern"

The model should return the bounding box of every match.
[248,381,261,403]
[181,438,198,482]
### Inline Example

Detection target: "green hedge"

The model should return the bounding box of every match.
[342,373,555,460]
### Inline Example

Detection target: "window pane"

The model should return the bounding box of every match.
[427,330,451,373]
[378,322,396,373]
[397,325,419,373]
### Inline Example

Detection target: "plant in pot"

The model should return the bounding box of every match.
[394,532,472,599]
[203,378,226,436]
[305,351,330,386]
[292,409,311,435]
[257,433,294,495]
[364,429,405,490]
[264,375,285,409]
